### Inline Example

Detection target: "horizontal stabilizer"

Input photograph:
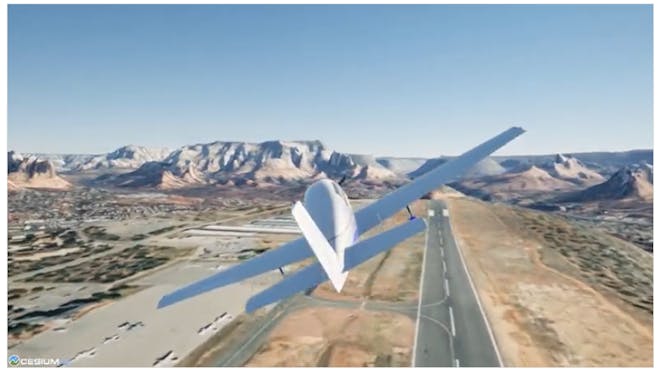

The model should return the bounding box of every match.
[158,238,311,309]
[246,263,325,313]
[245,217,426,312]
[344,217,426,271]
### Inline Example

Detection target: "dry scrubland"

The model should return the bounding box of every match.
[246,307,414,367]
[446,196,652,366]
[7,195,289,361]
[24,245,193,283]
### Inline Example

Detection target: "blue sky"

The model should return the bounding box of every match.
[8,5,653,157]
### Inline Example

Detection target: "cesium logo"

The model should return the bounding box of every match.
[7,355,65,367]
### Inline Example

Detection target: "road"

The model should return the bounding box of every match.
[412,200,502,367]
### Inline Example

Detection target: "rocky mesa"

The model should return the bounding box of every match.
[8,151,72,191]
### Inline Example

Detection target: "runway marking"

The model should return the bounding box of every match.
[420,315,452,336]
[442,259,447,273]
[428,209,435,217]
[455,359,460,367]
[420,314,456,365]
[444,278,450,297]
[411,216,430,367]
[449,306,456,336]
[442,209,449,217]
[447,215,504,367]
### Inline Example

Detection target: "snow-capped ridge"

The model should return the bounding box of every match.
[104,140,400,189]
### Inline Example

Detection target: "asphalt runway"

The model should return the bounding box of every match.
[412,200,502,367]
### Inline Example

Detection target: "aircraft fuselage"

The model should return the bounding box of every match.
[302,179,358,266]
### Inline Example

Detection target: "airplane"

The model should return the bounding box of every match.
[158,126,525,312]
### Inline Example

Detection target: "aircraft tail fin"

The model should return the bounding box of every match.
[245,217,426,312]
[291,201,347,292]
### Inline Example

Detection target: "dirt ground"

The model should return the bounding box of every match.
[446,196,653,367]
[245,307,414,367]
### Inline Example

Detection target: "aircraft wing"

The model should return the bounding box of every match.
[246,217,426,312]
[158,126,524,310]
[354,126,525,234]
[158,237,311,309]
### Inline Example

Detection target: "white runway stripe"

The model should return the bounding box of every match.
[449,306,456,336]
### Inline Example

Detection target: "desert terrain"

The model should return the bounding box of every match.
[7,2,654,367]
[246,307,414,367]
[6,143,652,367]
[7,185,298,366]
[446,196,652,366]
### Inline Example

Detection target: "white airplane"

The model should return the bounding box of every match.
[158,127,525,312]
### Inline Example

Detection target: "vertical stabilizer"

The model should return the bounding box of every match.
[292,201,347,292]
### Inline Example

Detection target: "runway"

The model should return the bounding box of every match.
[412,200,502,367]
[210,199,502,367]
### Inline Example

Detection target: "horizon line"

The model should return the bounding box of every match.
[8,142,653,160]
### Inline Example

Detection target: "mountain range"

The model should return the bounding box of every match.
[27,145,171,171]
[558,163,653,203]
[93,140,402,189]
[9,141,653,204]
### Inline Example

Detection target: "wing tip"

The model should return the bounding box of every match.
[245,298,260,314]
[157,296,173,309]
[509,125,526,134]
